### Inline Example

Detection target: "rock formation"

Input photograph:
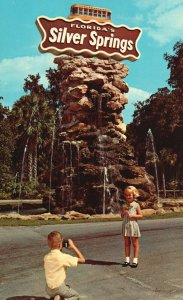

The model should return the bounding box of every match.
[43,55,156,214]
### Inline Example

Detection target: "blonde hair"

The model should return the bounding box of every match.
[124,186,139,199]
[48,231,63,249]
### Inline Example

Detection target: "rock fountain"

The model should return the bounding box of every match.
[43,55,156,214]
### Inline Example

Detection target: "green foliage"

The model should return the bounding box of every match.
[11,76,56,184]
[1,41,180,200]
[164,41,183,90]
[0,104,15,195]
[127,41,183,191]
[18,181,41,199]
[0,192,12,200]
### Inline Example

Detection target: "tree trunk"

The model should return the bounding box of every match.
[27,149,33,182]
[173,168,178,199]
[33,143,37,183]
[162,166,166,198]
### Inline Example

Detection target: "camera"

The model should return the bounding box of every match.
[62,239,69,248]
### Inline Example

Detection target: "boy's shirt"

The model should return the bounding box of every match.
[44,249,78,289]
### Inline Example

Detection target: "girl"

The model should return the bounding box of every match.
[121,186,143,268]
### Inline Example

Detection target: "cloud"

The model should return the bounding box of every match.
[127,87,151,104]
[123,87,151,124]
[135,0,183,11]
[0,54,55,106]
[135,0,183,45]
[0,55,151,125]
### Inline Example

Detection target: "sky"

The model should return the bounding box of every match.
[0,0,183,124]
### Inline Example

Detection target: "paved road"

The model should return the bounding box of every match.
[1,218,183,300]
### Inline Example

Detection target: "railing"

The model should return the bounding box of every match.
[159,190,183,199]
[69,5,111,21]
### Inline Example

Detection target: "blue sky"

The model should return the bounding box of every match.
[0,0,183,124]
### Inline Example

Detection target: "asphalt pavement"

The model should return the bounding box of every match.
[1,218,183,300]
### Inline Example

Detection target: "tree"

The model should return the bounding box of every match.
[164,41,183,91]
[126,41,183,194]
[0,104,15,196]
[12,74,55,184]
[46,67,63,107]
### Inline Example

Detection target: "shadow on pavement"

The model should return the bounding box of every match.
[6,297,48,300]
[85,259,121,266]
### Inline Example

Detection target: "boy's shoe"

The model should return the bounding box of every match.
[54,295,61,300]
[131,262,138,268]
[122,261,130,267]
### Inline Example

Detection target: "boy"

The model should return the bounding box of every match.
[44,231,85,300]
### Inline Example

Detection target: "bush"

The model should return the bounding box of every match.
[0,192,12,200]
[11,182,49,199]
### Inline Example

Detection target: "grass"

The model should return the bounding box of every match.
[0,211,183,226]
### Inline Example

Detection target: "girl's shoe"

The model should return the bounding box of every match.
[131,262,138,268]
[122,261,130,267]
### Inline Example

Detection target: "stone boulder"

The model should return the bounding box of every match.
[156,208,166,215]
[141,209,156,216]
[61,210,90,220]
[0,213,60,220]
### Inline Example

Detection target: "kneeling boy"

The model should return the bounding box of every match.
[44,231,85,300]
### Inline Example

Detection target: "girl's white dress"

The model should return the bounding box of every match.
[121,201,141,237]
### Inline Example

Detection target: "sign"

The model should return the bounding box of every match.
[36,16,142,61]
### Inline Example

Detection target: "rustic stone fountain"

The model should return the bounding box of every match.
[43,55,156,214]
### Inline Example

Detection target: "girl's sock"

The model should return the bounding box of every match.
[125,257,130,263]
[133,257,138,264]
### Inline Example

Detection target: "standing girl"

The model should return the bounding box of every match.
[121,186,143,268]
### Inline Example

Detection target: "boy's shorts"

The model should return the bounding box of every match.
[46,282,79,300]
